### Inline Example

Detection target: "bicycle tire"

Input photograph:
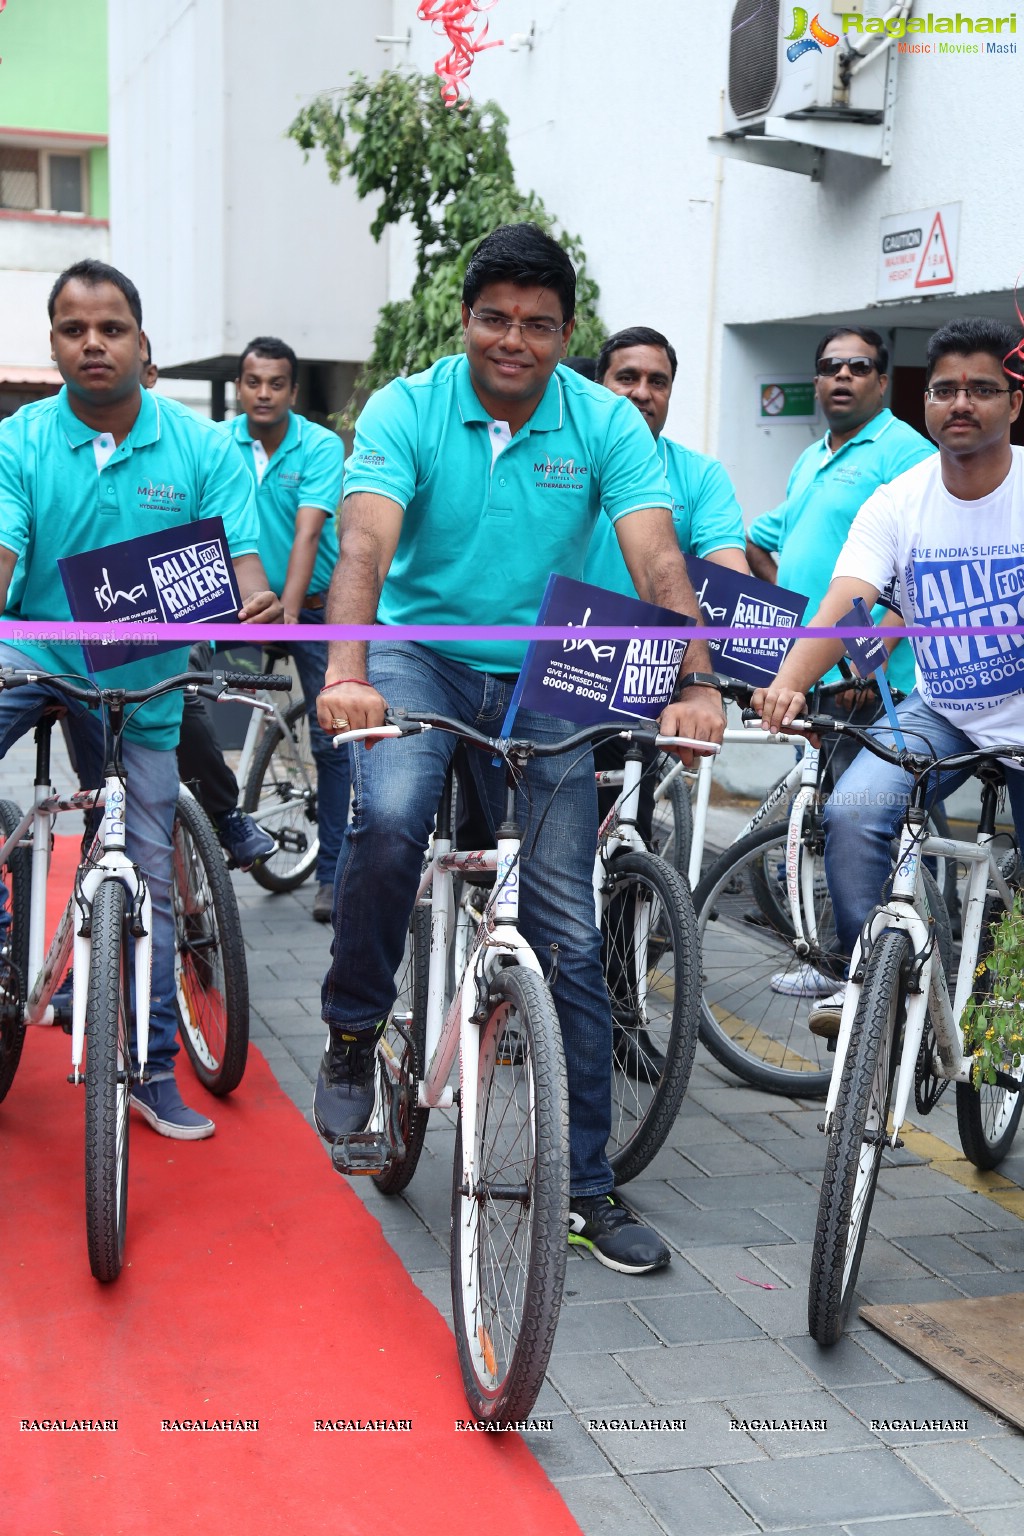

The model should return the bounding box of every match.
[372,902,431,1196]
[650,755,692,881]
[450,963,569,1424]
[0,798,30,1105]
[693,822,839,1096]
[172,789,250,1096]
[601,850,700,1183]
[956,853,1024,1169]
[241,699,319,892]
[84,878,133,1283]
[808,928,907,1346]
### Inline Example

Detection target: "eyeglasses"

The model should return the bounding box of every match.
[467,307,566,341]
[816,356,880,377]
[925,383,1013,403]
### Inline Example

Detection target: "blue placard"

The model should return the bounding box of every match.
[510,574,693,728]
[685,556,807,686]
[58,516,242,671]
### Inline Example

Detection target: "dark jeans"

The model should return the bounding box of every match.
[321,641,615,1198]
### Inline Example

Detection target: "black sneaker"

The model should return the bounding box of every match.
[612,1024,666,1080]
[568,1192,670,1274]
[313,1025,382,1141]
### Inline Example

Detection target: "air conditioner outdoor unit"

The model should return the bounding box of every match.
[724,1,895,134]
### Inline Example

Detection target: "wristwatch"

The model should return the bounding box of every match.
[674,672,721,693]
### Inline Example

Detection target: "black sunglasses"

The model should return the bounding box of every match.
[816,356,880,378]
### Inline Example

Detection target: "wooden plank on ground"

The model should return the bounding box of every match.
[862,1294,1024,1430]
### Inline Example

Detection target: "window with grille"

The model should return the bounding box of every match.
[0,145,89,214]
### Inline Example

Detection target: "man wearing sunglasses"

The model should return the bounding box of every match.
[745,327,934,693]
[754,316,1024,1035]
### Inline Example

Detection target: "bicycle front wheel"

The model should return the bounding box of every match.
[172,790,250,1095]
[808,928,907,1346]
[650,755,692,880]
[372,902,431,1197]
[450,963,568,1424]
[241,700,319,892]
[602,850,700,1183]
[694,822,840,1097]
[0,798,29,1105]
[84,878,133,1283]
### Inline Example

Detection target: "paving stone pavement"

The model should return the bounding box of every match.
[6,731,1024,1535]
[232,811,1024,1536]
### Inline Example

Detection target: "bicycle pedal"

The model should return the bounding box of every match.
[330,1132,394,1176]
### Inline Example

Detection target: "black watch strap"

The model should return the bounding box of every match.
[675,671,721,692]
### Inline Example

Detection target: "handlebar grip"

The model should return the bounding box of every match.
[222,672,293,692]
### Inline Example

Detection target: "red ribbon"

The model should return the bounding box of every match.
[417,0,504,106]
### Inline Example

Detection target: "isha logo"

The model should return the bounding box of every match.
[94,567,147,613]
[785,8,839,61]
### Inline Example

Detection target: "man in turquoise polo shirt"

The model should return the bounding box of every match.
[584,325,748,847]
[584,324,747,597]
[314,223,724,1276]
[0,259,280,1138]
[227,336,348,922]
[745,326,935,693]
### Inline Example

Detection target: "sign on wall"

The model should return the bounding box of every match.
[877,203,960,302]
[756,377,819,424]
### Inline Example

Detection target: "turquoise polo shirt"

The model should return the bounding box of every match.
[344,354,673,674]
[747,408,935,689]
[583,436,745,598]
[227,411,343,598]
[0,387,259,748]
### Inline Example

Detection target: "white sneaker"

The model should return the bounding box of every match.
[770,963,839,998]
[808,987,847,1040]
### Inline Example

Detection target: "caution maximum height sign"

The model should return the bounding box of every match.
[877,203,960,302]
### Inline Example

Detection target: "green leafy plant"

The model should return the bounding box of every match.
[961,891,1024,1088]
[288,69,604,422]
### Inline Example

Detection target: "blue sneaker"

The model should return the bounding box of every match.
[215,810,276,870]
[313,1026,382,1141]
[130,1074,215,1140]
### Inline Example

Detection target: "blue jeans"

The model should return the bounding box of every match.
[824,691,1024,957]
[285,606,351,887]
[321,642,615,1198]
[0,642,181,1074]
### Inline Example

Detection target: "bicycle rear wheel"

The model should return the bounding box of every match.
[172,789,250,1095]
[0,798,29,1105]
[650,755,692,880]
[808,928,907,1346]
[450,963,568,1424]
[601,850,700,1183]
[84,878,133,1283]
[372,902,431,1196]
[694,822,839,1097]
[242,700,319,892]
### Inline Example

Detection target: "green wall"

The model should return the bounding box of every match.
[0,0,108,135]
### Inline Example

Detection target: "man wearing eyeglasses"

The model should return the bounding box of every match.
[313,223,723,1275]
[746,326,934,693]
[754,316,1024,1035]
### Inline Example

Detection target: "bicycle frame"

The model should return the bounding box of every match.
[822,818,1015,1142]
[0,748,152,1081]
[688,726,803,887]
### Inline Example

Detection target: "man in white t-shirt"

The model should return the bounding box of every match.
[753,316,1024,1033]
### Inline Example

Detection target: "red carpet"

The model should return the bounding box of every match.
[0,839,582,1536]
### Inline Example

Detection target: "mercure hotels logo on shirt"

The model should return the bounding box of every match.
[534,456,590,490]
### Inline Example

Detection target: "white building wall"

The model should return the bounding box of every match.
[108,0,392,370]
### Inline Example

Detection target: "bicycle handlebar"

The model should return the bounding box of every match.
[0,666,292,708]
[719,675,904,710]
[331,709,720,760]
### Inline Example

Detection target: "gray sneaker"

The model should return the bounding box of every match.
[313,1026,382,1141]
[130,1074,215,1140]
[312,883,333,924]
